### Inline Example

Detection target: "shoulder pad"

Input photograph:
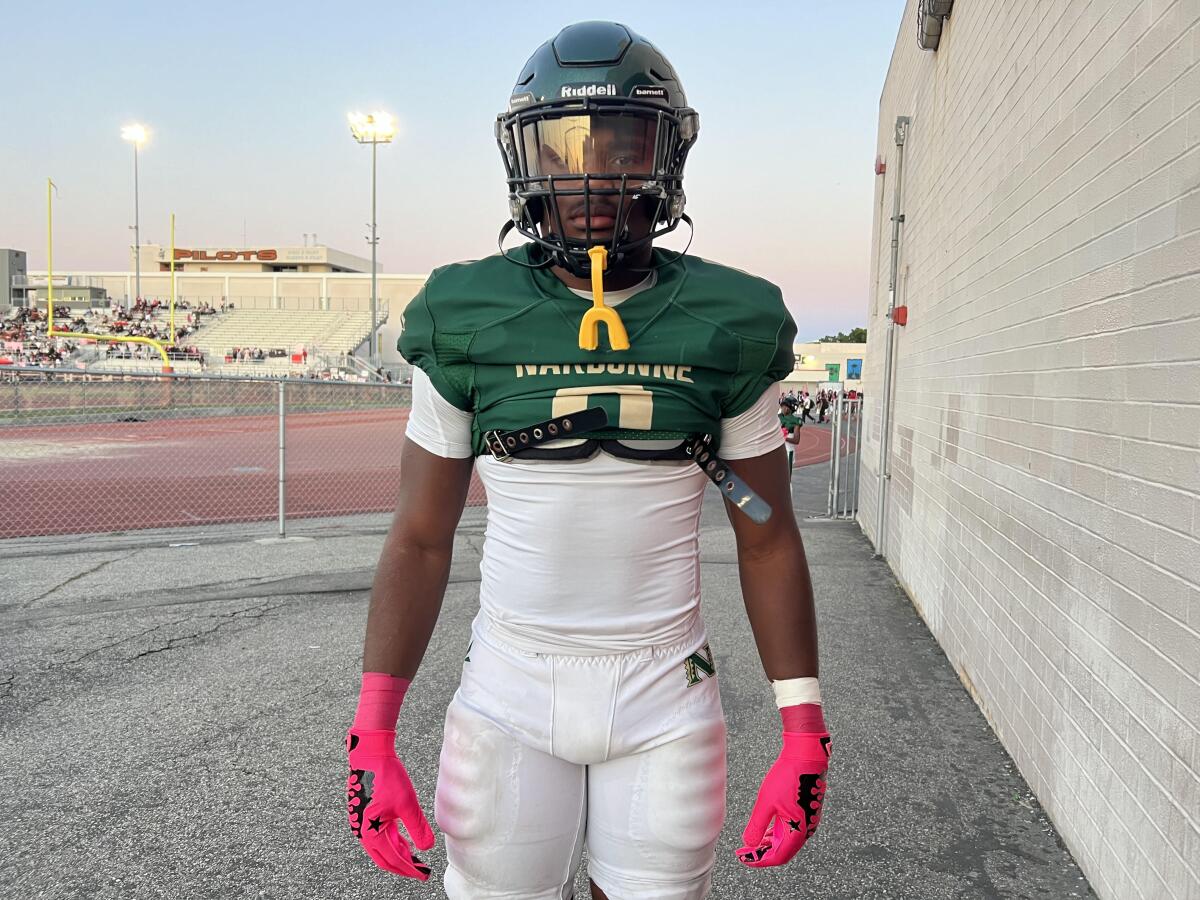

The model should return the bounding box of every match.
[673,255,793,345]
[418,253,546,332]
[673,255,797,419]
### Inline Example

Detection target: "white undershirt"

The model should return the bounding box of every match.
[404,276,784,654]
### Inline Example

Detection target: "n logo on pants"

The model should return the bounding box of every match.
[684,642,717,687]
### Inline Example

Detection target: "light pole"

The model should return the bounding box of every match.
[121,124,148,310]
[348,111,396,371]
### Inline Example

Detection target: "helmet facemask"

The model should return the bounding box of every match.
[496,98,699,277]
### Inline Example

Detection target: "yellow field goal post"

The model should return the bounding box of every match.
[43,177,178,373]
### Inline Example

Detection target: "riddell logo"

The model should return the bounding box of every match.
[560,83,617,98]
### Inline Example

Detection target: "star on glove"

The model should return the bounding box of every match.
[346,728,435,880]
[736,731,831,867]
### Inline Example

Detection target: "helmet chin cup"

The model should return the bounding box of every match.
[554,226,634,276]
[553,243,602,278]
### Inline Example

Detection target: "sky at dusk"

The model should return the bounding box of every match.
[0,1,904,340]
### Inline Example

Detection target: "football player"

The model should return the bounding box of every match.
[346,21,830,899]
[779,396,803,475]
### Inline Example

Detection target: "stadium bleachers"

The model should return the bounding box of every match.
[182,309,378,363]
[6,304,383,377]
[89,358,204,374]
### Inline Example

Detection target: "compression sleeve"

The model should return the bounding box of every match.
[718,385,786,459]
[405,367,474,459]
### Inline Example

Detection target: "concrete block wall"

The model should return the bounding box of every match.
[859,1,1200,897]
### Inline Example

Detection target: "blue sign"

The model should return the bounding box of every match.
[846,358,863,379]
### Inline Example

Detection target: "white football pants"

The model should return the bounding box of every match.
[435,613,727,899]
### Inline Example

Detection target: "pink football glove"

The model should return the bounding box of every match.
[345,672,434,880]
[737,725,831,867]
[346,728,435,880]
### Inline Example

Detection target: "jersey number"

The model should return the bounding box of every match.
[551,385,654,430]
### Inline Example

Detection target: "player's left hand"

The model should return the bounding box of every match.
[736,731,831,867]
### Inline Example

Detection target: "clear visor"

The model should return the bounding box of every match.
[521,114,659,180]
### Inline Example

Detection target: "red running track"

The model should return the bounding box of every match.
[0,410,840,539]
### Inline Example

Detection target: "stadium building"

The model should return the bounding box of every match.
[137,243,373,274]
[8,243,427,373]
[784,341,867,392]
[860,2,1199,898]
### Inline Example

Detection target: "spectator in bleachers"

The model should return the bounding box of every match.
[3,298,213,369]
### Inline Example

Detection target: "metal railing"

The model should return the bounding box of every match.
[0,367,486,541]
[826,395,864,519]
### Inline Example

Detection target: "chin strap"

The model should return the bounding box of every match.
[578,245,630,351]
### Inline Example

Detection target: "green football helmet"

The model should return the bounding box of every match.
[495,21,700,276]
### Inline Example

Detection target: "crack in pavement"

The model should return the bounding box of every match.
[4,570,382,624]
[66,623,175,665]
[8,562,486,626]
[20,549,142,610]
[0,601,290,721]
[461,532,486,558]
[123,602,285,663]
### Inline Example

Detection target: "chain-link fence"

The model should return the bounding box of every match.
[0,368,487,540]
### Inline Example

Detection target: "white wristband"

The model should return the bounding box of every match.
[772,677,821,708]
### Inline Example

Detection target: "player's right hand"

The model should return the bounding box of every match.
[346,728,435,880]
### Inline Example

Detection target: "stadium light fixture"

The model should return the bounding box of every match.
[122,123,149,311]
[348,111,397,144]
[348,111,397,371]
[121,124,147,145]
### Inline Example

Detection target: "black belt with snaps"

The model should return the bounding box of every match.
[684,435,773,525]
[483,407,610,461]
[484,410,772,524]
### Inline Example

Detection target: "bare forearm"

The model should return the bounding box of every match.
[737,536,819,680]
[362,537,453,678]
[723,449,821,680]
[361,443,473,678]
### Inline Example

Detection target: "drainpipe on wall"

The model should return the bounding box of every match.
[874,115,910,560]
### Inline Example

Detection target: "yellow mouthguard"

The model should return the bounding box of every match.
[578,245,630,351]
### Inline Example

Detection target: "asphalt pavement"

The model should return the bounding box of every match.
[0,446,1096,899]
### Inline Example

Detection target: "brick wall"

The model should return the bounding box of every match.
[859,1,1200,897]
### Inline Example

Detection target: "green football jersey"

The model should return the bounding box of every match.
[399,245,796,456]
